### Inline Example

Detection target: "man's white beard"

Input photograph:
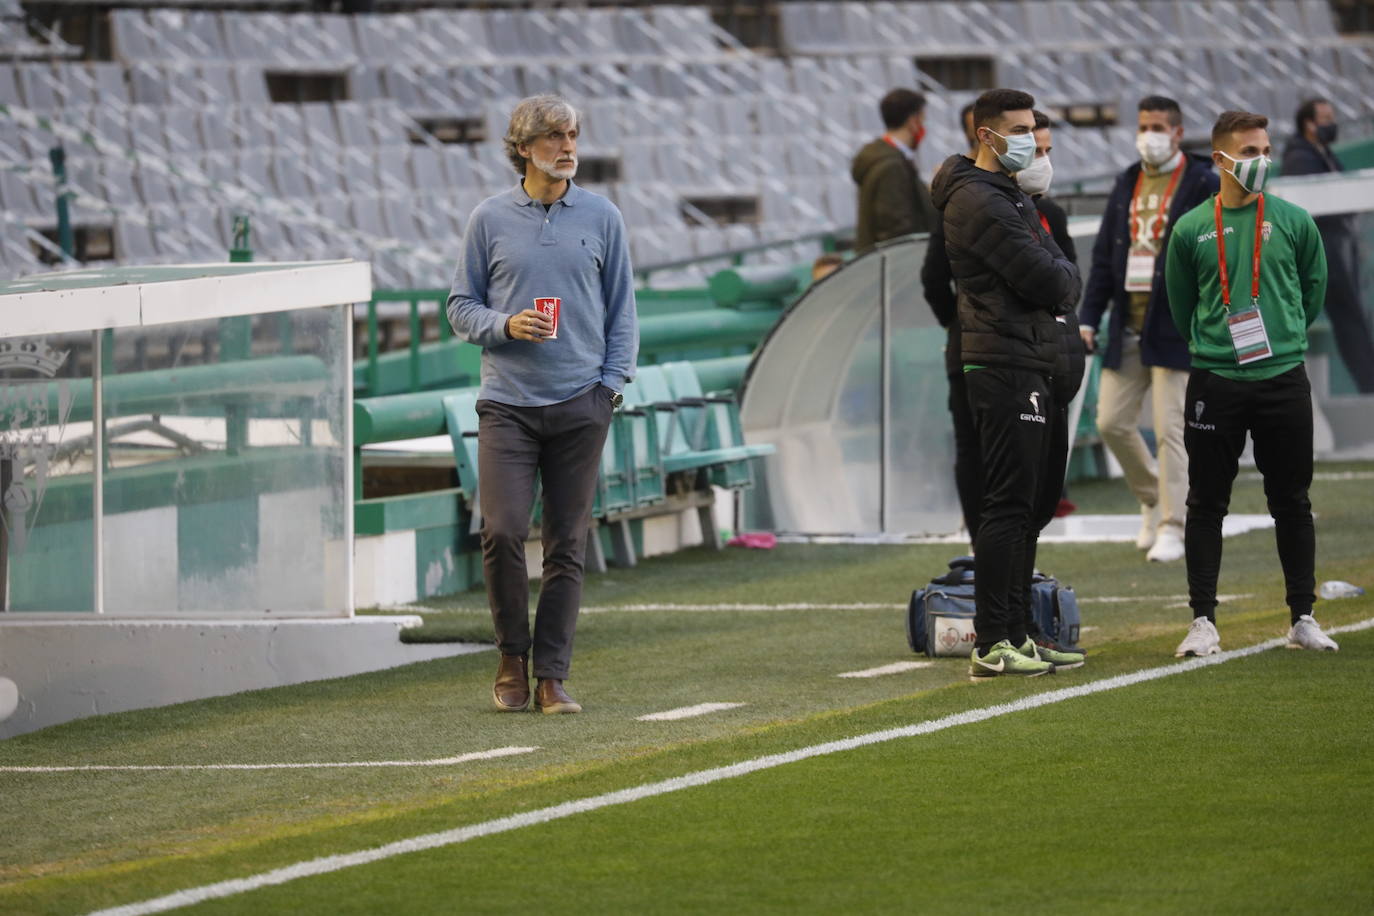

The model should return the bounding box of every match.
[532,150,577,181]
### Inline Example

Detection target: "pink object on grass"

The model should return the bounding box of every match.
[726,532,777,549]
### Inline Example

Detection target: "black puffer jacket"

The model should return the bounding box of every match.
[930,154,1081,374]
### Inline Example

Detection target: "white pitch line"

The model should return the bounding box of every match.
[1080,593,1252,605]
[0,746,538,774]
[1244,470,1374,482]
[837,661,933,678]
[637,703,747,722]
[85,616,1374,916]
[588,595,1261,614]
[581,603,905,613]
[378,604,456,615]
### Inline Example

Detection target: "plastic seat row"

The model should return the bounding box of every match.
[109,7,724,68]
[1000,45,1374,119]
[48,137,496,215]
[780,0,1341,55]
[21,42,1360,127]
[0,214,55,273]
[0,54,916,117]
[15,100,432,166]
[438,361,772,568]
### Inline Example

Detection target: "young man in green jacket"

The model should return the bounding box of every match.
[1164,109,1339,657]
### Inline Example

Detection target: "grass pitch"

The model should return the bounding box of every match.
[2,464,1372,914]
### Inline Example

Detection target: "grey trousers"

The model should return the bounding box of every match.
[476,385,612,680]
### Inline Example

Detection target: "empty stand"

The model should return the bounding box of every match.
[2,2,1371,286]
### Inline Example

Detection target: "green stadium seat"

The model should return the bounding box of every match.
[596,409,637,517]
[612,392,666,509]
[441,390,482,535]
[660,360,775,489]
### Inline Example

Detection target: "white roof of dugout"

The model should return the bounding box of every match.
[0,260,373,339]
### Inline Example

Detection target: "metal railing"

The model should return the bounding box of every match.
[359,290,451,396]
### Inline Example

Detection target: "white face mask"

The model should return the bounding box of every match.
[1016,155,1053,196]
[1136,131,1176,167]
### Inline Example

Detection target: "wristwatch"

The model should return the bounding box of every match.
[609,389,624,410]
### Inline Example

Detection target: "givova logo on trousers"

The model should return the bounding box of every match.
[1188,399,1216,431]
[1020,391,1046,424]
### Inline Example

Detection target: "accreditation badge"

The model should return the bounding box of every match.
[1227,300,1273,365]
[1124,249,1155,292]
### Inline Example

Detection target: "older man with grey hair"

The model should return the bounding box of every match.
[448,95,639,714]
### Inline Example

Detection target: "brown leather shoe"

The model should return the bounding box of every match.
[534,678,582,715]
[492,654,530,712]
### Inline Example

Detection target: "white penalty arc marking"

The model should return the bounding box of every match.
[836,661,933,678]
[86,617,1374,916]
[1,746,538,774]
[581,603,905,613]
[637,703,747,722]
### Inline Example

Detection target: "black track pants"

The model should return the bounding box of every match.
[1182,366,1316,623]
[947,369,984,545]
[966,367,1053,649]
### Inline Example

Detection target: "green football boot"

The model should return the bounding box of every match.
[1017,637,1084,671]
[969,639,1055,680]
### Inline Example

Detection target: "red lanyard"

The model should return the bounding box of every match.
[1130,159,1185,246]
[1213,193,1265,309]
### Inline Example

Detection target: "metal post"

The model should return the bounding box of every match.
[277,312,294,355]
[366,300,380,395]
[879,253,891,534]
[437,296,452,341]
[408,298,421,392]
[343,304,355,616]
[0,456,10,611]
[229,213,253,263]
[49,146,75,259]
[92,329,104,614]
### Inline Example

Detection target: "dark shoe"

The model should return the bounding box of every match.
[1034,634,1087,657]
[492,654,530,712]
[535,678,582,715]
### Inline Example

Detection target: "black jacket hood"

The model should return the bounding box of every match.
[930,153,1019,212]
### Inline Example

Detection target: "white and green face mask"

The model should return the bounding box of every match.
[1217,150,1271,194]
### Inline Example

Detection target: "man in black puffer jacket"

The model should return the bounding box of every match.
[930,88,1082,681]
[922,109,1083,550]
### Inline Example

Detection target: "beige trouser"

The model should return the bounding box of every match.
[1095,334,1188,529]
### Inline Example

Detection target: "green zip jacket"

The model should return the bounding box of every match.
[1164,192,1327,381]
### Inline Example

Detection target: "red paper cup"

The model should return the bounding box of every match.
[534,297,560,339]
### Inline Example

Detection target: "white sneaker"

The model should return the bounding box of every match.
[1286,615,1339,652]
[1136,503,1160,550]
[1147,523,1185,563]
[1175,617,1221,657]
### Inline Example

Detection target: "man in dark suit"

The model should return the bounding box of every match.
[1080,96,1220,564]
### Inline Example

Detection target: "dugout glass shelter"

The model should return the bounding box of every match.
[740,167,1374,538]
[0,261,369,616]
[740,234,962,537]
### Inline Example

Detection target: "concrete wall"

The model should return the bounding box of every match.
[0,617,488,738]
[353,490,734,609]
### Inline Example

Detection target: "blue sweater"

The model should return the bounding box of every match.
[446,181,639,406]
